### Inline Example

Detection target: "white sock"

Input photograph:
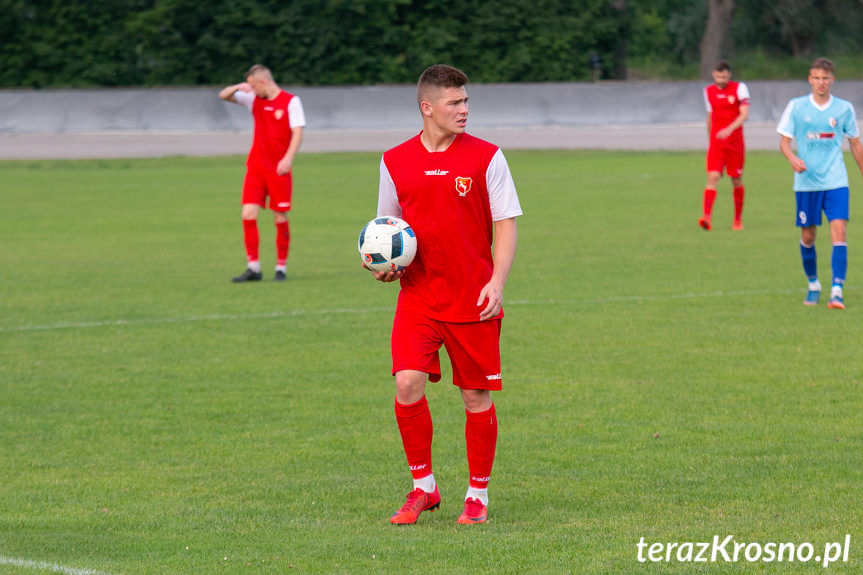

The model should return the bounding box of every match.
[413,474,436,493]
[465,486,488,506]
[809,279,821,292]
[831,284,843,297]
[247,260,261,273]
[275,264,287,273]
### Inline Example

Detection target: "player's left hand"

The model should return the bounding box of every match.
[477,280,504,321]
[716,127,732,140]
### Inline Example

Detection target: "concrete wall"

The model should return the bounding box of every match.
[3,80,861,135]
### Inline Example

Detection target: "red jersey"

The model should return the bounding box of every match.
[246,90,300,171]
[704,81,750,148]
[379,133,522,323]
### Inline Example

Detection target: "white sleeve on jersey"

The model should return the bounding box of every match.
[288,96,307,128]
[486,149,523,221]
[737,82,751,103]
[704,87,712,113]
[377,157,402,218]
[777,100,796,138]
[233,90,255,112]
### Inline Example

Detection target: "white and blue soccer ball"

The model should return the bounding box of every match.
[358,216,417,272]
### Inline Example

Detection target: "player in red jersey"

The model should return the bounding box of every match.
[368,64,522,525]
[699,61,750,231]
[219,65,306,282]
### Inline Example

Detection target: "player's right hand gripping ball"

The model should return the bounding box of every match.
[358,217,417,272]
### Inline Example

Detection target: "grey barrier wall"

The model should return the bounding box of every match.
[2,81,862,135]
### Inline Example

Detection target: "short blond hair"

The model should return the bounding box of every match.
[245,64,273,81]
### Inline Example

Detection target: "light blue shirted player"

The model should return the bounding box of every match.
[778,58,863,309]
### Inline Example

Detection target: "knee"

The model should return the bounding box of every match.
[461,389,492,412]
[395,370,426,404]
[241,205,259,220]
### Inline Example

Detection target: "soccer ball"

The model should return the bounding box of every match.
[358,216,417,272]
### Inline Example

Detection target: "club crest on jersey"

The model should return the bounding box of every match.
[829,117,837,128]
[275,109,284,120]
[455,177,473,197]
[728,96,735,104]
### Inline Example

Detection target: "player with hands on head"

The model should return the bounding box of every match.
[219,64,306,282]
[369,64,522,525]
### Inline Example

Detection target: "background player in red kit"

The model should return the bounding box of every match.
[219,65,306,282]
[369,64,522,525]
[699,61,750,231]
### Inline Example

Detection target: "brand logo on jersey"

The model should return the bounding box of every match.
[275,109,284,120]
[264,106,274,111]
[486,373,502,381]
[806,132,835,140]
[425,169,449,176]
[829,117,837,128]
[455,177,473,196]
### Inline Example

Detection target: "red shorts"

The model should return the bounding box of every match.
[706,143,744,178]
[391,311,502,390]
[242,167,293,212]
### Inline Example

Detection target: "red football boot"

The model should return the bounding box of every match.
[389,487,441,525]
[456,497,488,525]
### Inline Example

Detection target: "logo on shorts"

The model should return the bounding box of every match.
[486,373,502,381]
[455,177,473,197]
[275,109,284,120]
[277,202,291,208]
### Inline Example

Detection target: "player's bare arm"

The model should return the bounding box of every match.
[780,136,807,172]
[706,113,711,136]
[478,217,517,321]
[277,126,304,175]
[717,104,749,140]
[218,82,252,103]
[849,137,863,177]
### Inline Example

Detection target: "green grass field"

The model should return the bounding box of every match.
[1,150,862,574]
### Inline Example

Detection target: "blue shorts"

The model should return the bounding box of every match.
[795,187,849,227]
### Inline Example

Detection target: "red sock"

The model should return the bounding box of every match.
[242,219,259,263]
[275,220,290,266]
[702,189,717,218]
[395,397,433,480]
[465,404,497,489]
[733,186,745,221]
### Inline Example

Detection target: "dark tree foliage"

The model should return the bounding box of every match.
[0,0,861,87]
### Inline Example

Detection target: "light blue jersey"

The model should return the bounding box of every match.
[777,94,860,191]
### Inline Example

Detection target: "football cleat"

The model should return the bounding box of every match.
[827,295,845,310]
[698,217,712,231]
[804,290,820,306]
[732,220,744,230]
[456,497,488,525]
[274,270,287,282]
[390,487,441,525]
[232,268,263,283]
